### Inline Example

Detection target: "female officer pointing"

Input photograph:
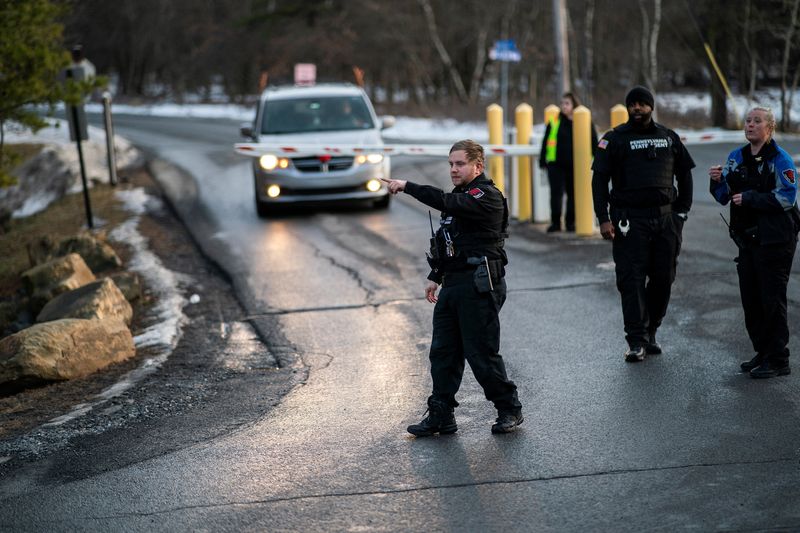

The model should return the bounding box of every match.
[710,107,800,378]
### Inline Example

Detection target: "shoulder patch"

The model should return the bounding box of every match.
[783,169,796,184]
[467,187,485,198]
[598,139,609,150]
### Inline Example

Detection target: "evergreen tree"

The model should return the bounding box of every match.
[0,0,69,185]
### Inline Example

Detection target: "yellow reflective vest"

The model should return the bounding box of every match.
[545,118,560,163]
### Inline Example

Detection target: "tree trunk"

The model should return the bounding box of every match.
[638,0,650,86]
[583,0,595,107]
[638,0,660,90]
[468,26,488,104]
[706,18,728,128]
[552,0,570,95]
[779,0,800,131]
[649,0,661,91]
[417,0,468,103]
[742,0,757,105]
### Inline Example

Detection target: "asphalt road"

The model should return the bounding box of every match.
[3,114,800,531]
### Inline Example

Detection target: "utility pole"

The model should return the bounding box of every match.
[552,0,570,95]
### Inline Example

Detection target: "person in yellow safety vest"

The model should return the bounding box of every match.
[539,92,598,232]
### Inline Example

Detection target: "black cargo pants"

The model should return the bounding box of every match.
[612,211,684,348]
[736,240,797,364]
[428,271,521,414]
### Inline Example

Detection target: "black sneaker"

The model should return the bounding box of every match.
[740,353,765,372]
[645,333,662,355]
[491,412,524,434]
[624,346,646,362]
[546,224,561,233]
[750,360,791,379]
[407,408,457,437]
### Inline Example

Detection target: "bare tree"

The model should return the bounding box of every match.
[779,0,800,130]
[417,0,468,102]
[583,0,595,107]
[638,0,661,91]
[468,26,488,104]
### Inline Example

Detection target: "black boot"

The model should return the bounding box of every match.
[750,359,791,379]
[492,410,524,434]
[407,400,457,437]
[740,353,764,372]
[624,346,646,362]
[645,331,662,355]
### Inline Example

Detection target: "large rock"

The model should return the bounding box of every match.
[21,253,96,309]
[27,231,122,273]
[108,271,142,302]
[37,278,133,325]
[0,318,135,391]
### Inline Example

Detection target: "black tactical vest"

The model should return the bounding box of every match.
[614,125,675,190]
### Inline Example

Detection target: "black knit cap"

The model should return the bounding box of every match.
[625,86,655,109]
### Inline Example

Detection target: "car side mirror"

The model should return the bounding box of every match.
[380,116,396,130]
[240,123,254,139]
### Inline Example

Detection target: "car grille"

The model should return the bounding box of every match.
[280,184,368,196]
[293,156,354,173]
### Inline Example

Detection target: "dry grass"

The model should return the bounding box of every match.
[0,183,131,300]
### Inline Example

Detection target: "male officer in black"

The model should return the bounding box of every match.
[592,86,695,362]
[381,139,523,435]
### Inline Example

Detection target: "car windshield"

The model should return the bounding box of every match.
[261,96,375,134]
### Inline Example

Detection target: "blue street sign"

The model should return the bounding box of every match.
[489,39,521,62]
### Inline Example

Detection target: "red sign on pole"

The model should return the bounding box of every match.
[294,63,316,86]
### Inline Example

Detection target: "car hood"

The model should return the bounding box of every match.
[256,129,384,147]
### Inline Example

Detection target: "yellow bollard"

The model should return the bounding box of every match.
[544,104,560,126]
[572,105,594,236]
[515,103,533,221]
[486,104,504,193]
[610,104,628,128]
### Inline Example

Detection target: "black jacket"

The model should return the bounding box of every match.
[405,174,508,283]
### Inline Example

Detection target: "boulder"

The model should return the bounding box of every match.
[21,253,96,309]
[108,271,142,302]
[27,231,122,272]
[37,278,133,325]
[26,234,57,266]
[0,318,135,391]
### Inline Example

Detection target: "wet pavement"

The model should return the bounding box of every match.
[2,116,800,531]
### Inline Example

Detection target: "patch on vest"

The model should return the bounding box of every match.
[783,169,796,184]
[598,139,609,149]
[468,187,485,198]
[629,138,669,150]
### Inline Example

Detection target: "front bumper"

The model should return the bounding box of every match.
[253,159,390,204]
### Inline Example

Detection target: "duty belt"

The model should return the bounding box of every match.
[441,258,504,287]
[611,204,672,219]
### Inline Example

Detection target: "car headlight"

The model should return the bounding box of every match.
[259,155,290,170]
[266,185,281,198]
[366,179,382,192]
[356,154,384,165]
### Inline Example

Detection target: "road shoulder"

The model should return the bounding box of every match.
[0,162,305,477]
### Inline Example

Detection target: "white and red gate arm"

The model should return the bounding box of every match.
[234,143,540,158]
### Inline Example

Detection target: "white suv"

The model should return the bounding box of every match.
[241,84,394,216]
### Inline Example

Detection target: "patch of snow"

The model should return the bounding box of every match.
[3,119,144,218]
[11,190,60,218]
